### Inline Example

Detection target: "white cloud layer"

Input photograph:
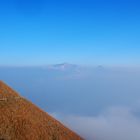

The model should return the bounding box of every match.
[51,106,140,140]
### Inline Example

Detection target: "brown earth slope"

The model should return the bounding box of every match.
[0,81,84,140]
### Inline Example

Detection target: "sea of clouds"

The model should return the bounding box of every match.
[52,105,140,140]
[1,65,140,140]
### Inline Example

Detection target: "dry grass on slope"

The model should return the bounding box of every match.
[0,81,84,140]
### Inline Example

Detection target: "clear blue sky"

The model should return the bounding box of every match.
[0,0,140,66]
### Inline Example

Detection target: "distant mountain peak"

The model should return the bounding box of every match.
[47,63,79,71]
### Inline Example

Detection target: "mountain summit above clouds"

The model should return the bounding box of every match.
[0,81,84,140]
[47,63,80,71]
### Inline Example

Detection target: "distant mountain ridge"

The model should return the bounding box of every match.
[47,63,79,71]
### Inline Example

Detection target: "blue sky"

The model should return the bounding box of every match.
[0,0,140,66]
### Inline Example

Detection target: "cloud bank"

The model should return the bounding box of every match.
[52,106,140,140]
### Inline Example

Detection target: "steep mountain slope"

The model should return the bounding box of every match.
[0,81,84,140]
